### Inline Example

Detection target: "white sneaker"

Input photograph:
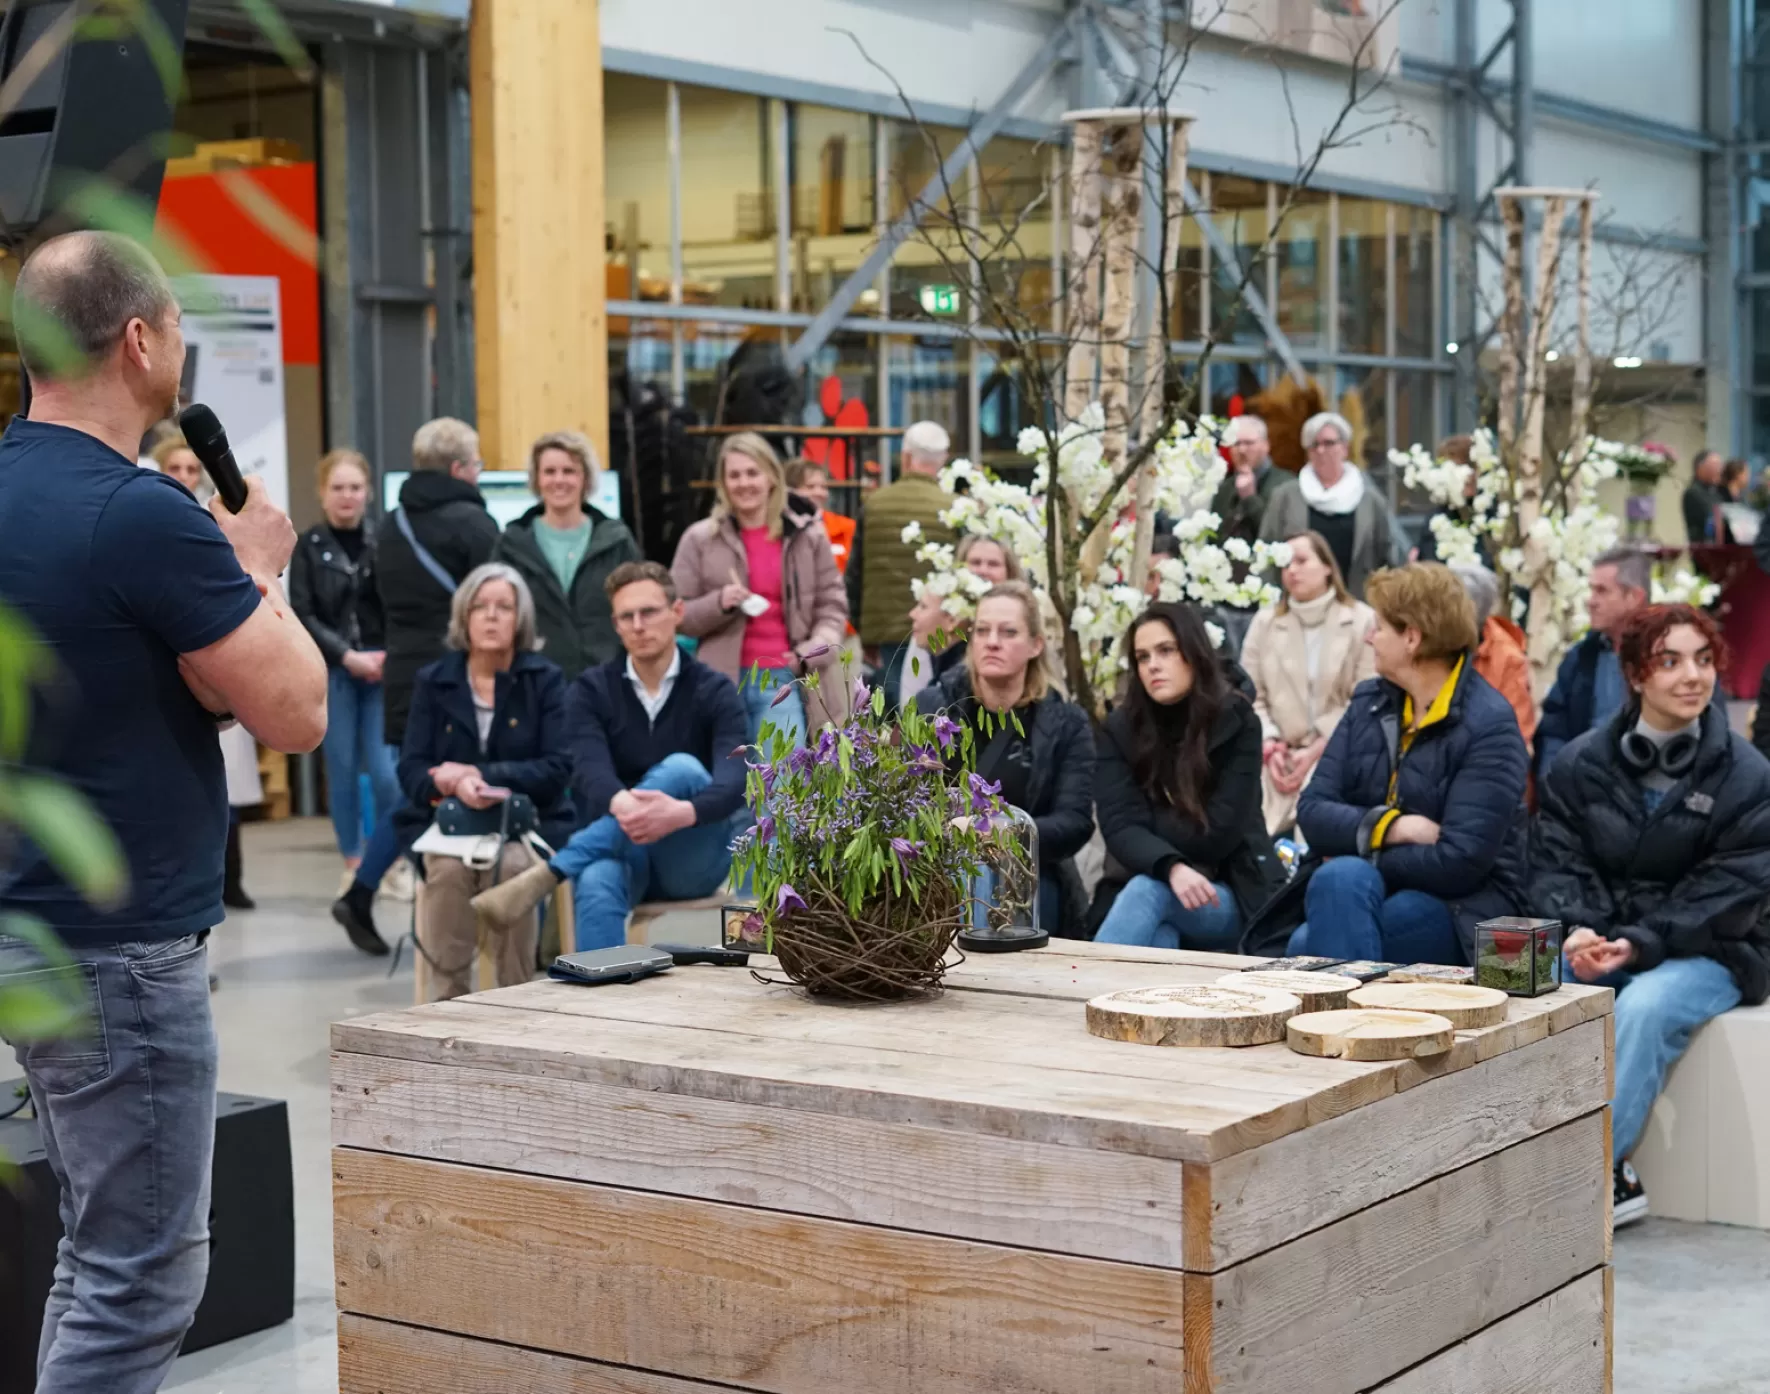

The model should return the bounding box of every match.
[380,858,416,902]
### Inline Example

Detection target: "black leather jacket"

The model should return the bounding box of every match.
[289,520,385,667]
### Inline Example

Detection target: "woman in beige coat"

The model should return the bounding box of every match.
[1239,530,1376,835]
[672,432,851,746]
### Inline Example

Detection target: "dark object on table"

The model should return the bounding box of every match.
[652,943,750,967]
[0,1091,294,1391]
[1245,955,1348,973]
[1475,916,1563,997]
[1329,959,1404,982]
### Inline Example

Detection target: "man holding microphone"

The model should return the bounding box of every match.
[0,231,326,1391]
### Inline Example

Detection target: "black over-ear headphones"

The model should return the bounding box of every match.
[1618,729,1700,780]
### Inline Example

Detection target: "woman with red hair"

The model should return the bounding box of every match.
[1532,604,1770,1228]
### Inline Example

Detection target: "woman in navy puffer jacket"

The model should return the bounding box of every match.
[1289,563,1529,966]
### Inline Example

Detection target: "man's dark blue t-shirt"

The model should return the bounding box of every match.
[0,419,261,946]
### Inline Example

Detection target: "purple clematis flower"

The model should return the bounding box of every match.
[776,883,807,915]
[933,713,961,750]
[853,676,871,709]
[906,744,943,774]
[769,682,798,708]
[889,837,922,872]
[967,772,1003,812]
[800,643,832,663]
[756,815,776,844]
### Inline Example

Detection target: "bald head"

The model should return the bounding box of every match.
[14,230,178,382]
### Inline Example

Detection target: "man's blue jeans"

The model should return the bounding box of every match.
[1095,873,1243,951]
[0,932,217,1393]
[739,665,807,750]
[553,754,739,950]
[323,666,401,859]
[1598,954,1742,1161]
[1287,856,1463,964]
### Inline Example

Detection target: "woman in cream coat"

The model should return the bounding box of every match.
[1240,530,1376,835]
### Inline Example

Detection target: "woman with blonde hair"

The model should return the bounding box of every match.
[916,581,1095,934]
[150,430,210,502]
[493,428,640,678]
[290,448,404,927]
[671,431,849,746]
[1239,529,1376,835]
[397,563,575,1000]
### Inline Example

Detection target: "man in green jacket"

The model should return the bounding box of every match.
[848,420,956,704]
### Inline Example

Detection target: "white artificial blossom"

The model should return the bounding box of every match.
[913,406,1290,697]
[1388,430,1718,659]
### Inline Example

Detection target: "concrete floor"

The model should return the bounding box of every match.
[140,818,1770,1392]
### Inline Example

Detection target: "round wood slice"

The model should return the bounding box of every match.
[1086,983,1302,1048]
[1348,982,1509,1029]
[1218,970,1361,1011]
[1285,1008,1455,1061]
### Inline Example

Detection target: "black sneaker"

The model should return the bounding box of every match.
[332,884,390,956]
[1613,1159,1648,1228]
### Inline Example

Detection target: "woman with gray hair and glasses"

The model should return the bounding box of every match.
[395,562,576,1000]
[1258,410,1403,599]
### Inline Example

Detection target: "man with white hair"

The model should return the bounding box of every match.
[1210,414,1282,551]
[1259,410,1402,599]
[848,420,957,704]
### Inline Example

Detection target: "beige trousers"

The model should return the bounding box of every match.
[419,844,539,1002]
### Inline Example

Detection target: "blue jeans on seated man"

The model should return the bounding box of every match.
[1581,954,1741,1162]
[323,666,401,859]
[740,665,808,750]
[0,932,217,1394]
[553,753,742,950]
[1285,856,1462,964]
[1094,873,1243,951]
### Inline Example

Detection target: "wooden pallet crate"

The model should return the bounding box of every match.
[331,940,1614,1393]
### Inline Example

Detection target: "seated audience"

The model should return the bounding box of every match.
[1536,547,1649,777]
[493,429,641,679]
[1721,456,1748,504]
[1452,561,1536,745]
[1144,531,1179,598]
[916,582,1094,935]
[901,588,960,706]
[672,431,849,745]
[150,430,211,501]
[1093,603,1282,950]
[957,533,1021,585]
[398,564,574,1001]
[1210,415,1282,552]
[1532,604,1770,1227]
[1289,563,1529,965]
[469,562,749,950]
[1239,530,1375,835]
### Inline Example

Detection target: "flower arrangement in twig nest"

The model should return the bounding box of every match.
[730,670,1024,1001]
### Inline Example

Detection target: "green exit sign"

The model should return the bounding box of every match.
[919,283,961,316]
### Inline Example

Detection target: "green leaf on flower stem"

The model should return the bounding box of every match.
[871,685,885,718]
[838,736,853,777]
[0,776,128,910]
[0,915,89,1044]
[0,604,53,760]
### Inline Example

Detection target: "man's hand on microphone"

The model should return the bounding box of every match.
[209,476,296,580]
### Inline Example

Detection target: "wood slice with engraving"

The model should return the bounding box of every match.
[1085,983,1302,1048]
[1285,1008,1455,1061]
[1349,982,1509,1029]
[1218,970,1361,1012]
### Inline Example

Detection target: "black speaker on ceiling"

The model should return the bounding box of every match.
[0,0,191,238]
[0,1089,295,1392]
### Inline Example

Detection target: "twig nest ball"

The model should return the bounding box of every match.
[1085,983,1302,1048]
[1348,982,1509,1029]
[1218,970,1361,1011]
[1285,1008,1455,1061]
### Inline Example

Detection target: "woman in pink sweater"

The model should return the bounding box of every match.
[671,432,850,749]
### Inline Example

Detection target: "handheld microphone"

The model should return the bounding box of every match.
[177,403,249,513]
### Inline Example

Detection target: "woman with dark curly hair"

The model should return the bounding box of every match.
[1533,603,1770,1227]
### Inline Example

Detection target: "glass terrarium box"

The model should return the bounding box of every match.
[1475,916,1563,997]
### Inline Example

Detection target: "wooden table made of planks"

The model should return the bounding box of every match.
[331,940,1615,1394]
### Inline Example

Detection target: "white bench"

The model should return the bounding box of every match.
[1631,1002,1770,1228]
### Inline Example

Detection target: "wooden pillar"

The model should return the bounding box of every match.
[470,0,608,471]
